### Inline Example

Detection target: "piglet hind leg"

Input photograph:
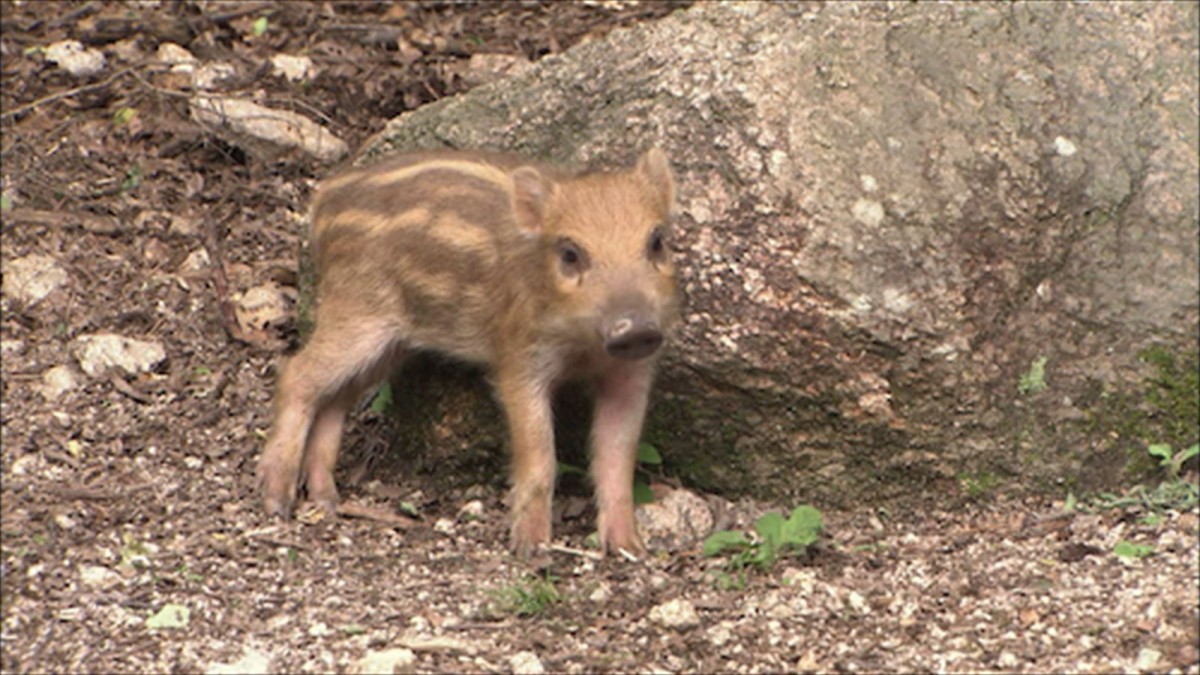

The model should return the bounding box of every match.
[258,318,400,518]
[590,363,654,556]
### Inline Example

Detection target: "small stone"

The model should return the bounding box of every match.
[10,454,43,476]
[1134,647,1161,672]
[846,590,870,614]
[192,62,238,90]
[38,365,79,401]
[433,517,455,534]
[157,42,197,67]
[79,565,121,590]
[509,651,545,675]
[1054,136,1078,157]
[648,598,700,630]
[233,283,292,333]
[271,53,315,82]
[206,647,272,675]
[54,513,77,529]
[308,621,332,637]
[851,198,885,227]
[462,53,532,87]
[189,95,348,161]
[180,248,211,273]
[45,39,106,77]
[353,647,416,675]
[707,621,734,647]
[457,499,485,521]
[72,333,166,377]
[3,254,69,305]
[635,488,714,551]
[997,651,1019,669]
[589,582,612,603]
[1,339,25,357]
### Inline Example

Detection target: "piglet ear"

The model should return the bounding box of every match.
[511,166,551,235]
[636,148,675,215]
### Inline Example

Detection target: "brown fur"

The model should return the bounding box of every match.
[257,149,678,556]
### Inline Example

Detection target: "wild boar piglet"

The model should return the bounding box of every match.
[257,148,679,556]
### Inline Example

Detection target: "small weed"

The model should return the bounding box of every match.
[1113,540,1155,559]
[1018,356,1048,395]
[1147,442,1199,480]
[120,165,142,193]
[958,471,1001,499]
[369,381,393,414]
[251,16,269,37]
[489,573,561,617]
[633,443,662,505]
[703,505,823,587]
[112,107,136,126]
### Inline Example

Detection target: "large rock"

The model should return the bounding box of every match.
[346,3,1198,505]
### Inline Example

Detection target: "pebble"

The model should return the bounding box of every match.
[39,365,79,401]
[72,333,166,377]
[648,598,700,630]
[45,39,106,77]
[353,647,415,675]
[509,651,545,675]
[3,254,69,305]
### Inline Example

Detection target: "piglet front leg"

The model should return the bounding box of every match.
[590,362,655,556]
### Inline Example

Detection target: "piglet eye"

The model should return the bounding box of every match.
[555,237,590,276]
[647,226,667,258]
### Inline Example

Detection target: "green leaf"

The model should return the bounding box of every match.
[1113,540,1154,559]
[146,603,190,630]
[0,193,12,211]
[781,505,823,548]
[1063,492,1077,512]
[557,462,587,477]
[252,16,269,36]
[633,479,655,505]
[1147,443,1173,463]
[636,443,662,465]
[701,530,750,557]
[1018,356,1048,395]
[754,511,785,548]
[369,381,393,413]
[112,107,137,126]
[397,501,420,518]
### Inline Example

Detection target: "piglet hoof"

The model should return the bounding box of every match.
[600,523,646,560]
[510,517,551,559]
[257,466,297,519]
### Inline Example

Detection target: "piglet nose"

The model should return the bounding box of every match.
[605,318,663,360]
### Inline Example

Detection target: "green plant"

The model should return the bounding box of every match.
[1113,540,1155,559]
[369,381,393,414]
[702,505,823,587]
[1147,442,1199,480]
[557,442,664,505]
[1018,356,1048,395]
[633,443,662,505]
[489,573,561,617]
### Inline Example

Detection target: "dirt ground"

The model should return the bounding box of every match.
[2,2,1198,673]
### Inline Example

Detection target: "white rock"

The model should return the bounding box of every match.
[79,565,121,590]
[3,254,69,305]
[192,62,238,90]
[589,582,612,603]
[271,53,315,82]
[1134,647,1161,672]
[180,248,211,273]
[233,283,291,332]
[38,365,79,401]
[433,517,455,534]
[635,488,714,551]
[190,95,348,162]
[1,339,25,357]
[206,647,273,675]
[648,598,700,630]
[846,590,870,614]
[510,651,545,675]
[353,647,416,675]
[707,621,734,646]
[10,454,43,476]
[462,53,531,87]
[72,333,166,377]
[457,499,485,521]
[156,42,197,67]
[45,40,106,77]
